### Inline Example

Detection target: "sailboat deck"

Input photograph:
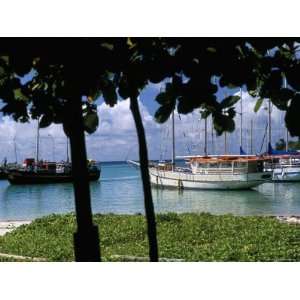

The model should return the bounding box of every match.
[175,167,255,175]
[184,155,266,163]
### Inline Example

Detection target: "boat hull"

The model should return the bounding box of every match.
[0,171,8,180]
[149,168,271,190]
[7,169,100,184]
[272,167,300,182]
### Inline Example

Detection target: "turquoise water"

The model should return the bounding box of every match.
[1,162,300,220]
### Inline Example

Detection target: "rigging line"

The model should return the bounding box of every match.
[178,112,194,154]
[211,116,214,155]
[259,122,269,154]
[160,124,169,160]
[159,126,163,161]
[160,122,170,160]
[186,144,192,155]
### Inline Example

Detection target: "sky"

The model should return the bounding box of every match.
[0,83,292,163]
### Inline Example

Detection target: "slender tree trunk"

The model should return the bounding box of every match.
[68,94,101,262]
[130,95,159,262]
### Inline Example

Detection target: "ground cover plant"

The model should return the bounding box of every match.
[0,213,299,262]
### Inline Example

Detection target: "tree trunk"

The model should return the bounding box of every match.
[130,95,159,262]
[68,94,101,262]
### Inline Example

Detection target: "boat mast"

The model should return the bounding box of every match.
[223,91,228,155]
[250,119,253,154]
[266,49,272,153]
[268,99,272,151]
[211,116,214,155]
[171,111,175,170]
[211,75,216,155]
[286,129,289,152]
[36,118,40,163]
[224,131,227,154]
[240,88,243,151]
[66,137,70,163]
[13,135,18,163]
[284,76,289,151]
[204,117,208,156]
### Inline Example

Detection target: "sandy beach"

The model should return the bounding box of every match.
[0,221,31,236]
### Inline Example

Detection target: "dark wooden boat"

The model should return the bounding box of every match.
[7,168,100,184]
[0,169,8,180]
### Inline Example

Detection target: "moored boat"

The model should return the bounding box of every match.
[262,87,300,182]
[7,159,100,184]
[149,155,272,190]
[0,168,7,180]
[0,158,8,179]
[149,102,271,190]
[261,142,300,182]
[264,154,300,182]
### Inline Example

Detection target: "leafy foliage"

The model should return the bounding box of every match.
[254,98,264,113]
[275,137,300,151]
[220,95,240,108]
[0,38,300,135]
[275,138,286,150]
[1,38,300,136]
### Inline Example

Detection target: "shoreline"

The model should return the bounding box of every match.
[0,220,32,236]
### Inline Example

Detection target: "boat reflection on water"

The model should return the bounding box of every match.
[2,161,300,220]
[152,184,282,216]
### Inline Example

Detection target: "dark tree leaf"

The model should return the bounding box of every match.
[83,112,99,134]
[227,107,236,119]
[220,95,240,108]
[102,81,118,107]
[200,109,211,119]
[248,90,258,98]
[13,88,27,101]
[285,95,300,136]
[262,70,283,95]
[12,62,33,77]
[1,101,29,122]
[270,88,295,110]
[39,114,53,128]
[154,104,175,123]
[213,113,235,135]
[63,122,71,138]
[155,91,175,106]
[254,98,264,113]
[286,63,300,91]
[118,79,130,100]
[177,99,195,114]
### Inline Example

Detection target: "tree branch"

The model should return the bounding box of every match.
[129,95,158,262]
[68,94,101,262]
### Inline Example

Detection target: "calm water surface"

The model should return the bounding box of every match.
[1,162,300,220]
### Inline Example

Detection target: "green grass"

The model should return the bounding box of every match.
[0,213,300,261]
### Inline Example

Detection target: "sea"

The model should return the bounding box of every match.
[1,161,300,221]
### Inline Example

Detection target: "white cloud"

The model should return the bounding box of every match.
[0,94,292,163]
[88,99,160,161]
[0,116,67,163]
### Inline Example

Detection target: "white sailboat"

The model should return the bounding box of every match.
[149,105,272,190]
[149,155,271,190]
[264,154,300,181]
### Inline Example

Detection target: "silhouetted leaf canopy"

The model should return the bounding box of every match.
[0,38,300,136]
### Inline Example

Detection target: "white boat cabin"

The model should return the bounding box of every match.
[185,156,265,175]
